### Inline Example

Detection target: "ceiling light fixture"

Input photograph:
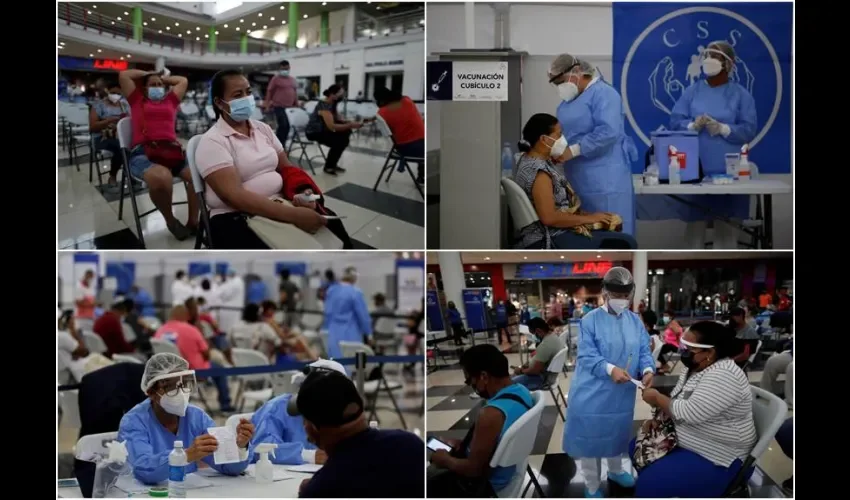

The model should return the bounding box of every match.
[158,30,162,33]
[204,34,209,38]
[195,37,200,41]
[166,26,170,30]
[270,16,275,20]
[239,18,244,23]
[151,17,156,21]
[92,4,97,8]
[117,16,122,20]
[235,27,240,31]
[178,33,183,37]
[196,26,200,31]
[215,30,219,35]
[120,56,124,60]
[123,11,128,15]
[258,13,263,17]
[224,24,229,28]
[175,22,180,26]
[89,53,94,57]
[280,5,285,9]
[143,22,147,26]
[302,14,307,18]
[97,48,102,52]
[126,54,131,58]
[252,22,256,26]
[263,25,267,29]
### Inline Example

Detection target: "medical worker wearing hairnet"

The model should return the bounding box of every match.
[670,41,757,249]
[249,360,344,465]
[118,353,255,484]
[563,267,655,497]
[550,54,638,237]
[322,267,372,359]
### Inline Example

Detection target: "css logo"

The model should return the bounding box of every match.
[620,6,783,149]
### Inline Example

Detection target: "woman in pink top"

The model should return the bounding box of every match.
[119,68,200,241]
[658,309,684,373]
[196,69,352,249]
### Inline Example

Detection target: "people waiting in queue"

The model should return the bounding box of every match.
[118,68,200,241]
[513,113,637,249]
[118,353,254,484]
[563,267,654,498]
[196,69,343,249]
[657,310,684,373]
[635,321,757,497]
[249,360,344,466]
[305,84,363,175]
[548,54,637,237]
[290,359,424,497]
[89,81,130,193]
[670,41,758,249]
[154,306,234,412]
[373,86,425,185]
[512,317,565,390]
[428,344,534,497]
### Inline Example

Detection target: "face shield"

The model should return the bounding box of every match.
[148,370,197,396]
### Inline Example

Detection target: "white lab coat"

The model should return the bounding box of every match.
[171,279,194,306]
[216,276,245,334]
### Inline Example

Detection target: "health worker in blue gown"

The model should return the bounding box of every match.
[118,353,255,484]
[550,54,638,237]
[562,267,655,498]
[322,267,372,359]
[669,40,757,249]
[250,360,344,466]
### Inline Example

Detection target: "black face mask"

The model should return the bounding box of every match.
[680,350,697,369]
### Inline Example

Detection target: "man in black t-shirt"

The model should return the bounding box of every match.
[289,365,424,498]
[279,269,300,327]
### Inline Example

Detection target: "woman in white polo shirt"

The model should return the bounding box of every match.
[636,321,757,497]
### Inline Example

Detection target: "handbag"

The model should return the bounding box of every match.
[632,408,678,471]
[245,196,343,249]
[137,100,186,170]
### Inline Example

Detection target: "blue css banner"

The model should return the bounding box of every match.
[426,291,444,331]
[612,2,792,174]
[275,262,308,276]
[106,262,136,295]
[462,289,487,331]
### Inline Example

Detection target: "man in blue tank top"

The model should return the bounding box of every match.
[429,344,534,494]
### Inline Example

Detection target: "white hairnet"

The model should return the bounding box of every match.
[549,53,595,78]
[602,267,635,299]
[141,353,190,392]
[706,40,736,73]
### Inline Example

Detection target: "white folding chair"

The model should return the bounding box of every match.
[742,340,763,373]
[115,117,189,249]
[502,178,541,244]
[186,135,214,249]
[373,316,402,353]
[230,348,274,412]
[74,431,119,460]
[303,101,318,114]
[722,386,789,496]
[372,115,423,198]
[284,107,320,175]
[541,346,570,421]
[63,104,91,172]
[82,332,108,354]
[178,101,203,135]
[112,353,143,364]
[490,391,546,498]
[59,389,82,429]
[225,412,255,430]
[149,338,181,355]
[339,341,407,429]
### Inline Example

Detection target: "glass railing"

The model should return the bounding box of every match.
[355,6,425,39]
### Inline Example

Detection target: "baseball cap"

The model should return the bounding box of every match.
[286,359,363,426]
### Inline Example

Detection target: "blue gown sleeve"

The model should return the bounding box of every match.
[251,410,307,465]
[321,289,334,331]
[119,414,171,485]
[670,84,697,131]
[354,290,373,337]
[196,411,253,475]
[577,87,621,159]
[724,88,757,145]
[577,316,610,380]
[637,320,655,376]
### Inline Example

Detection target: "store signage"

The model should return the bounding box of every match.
[93,59,128,71]
[365,59,403,68]
[59,56,127,72]
[427,60,509,101]
[515,262,614,279]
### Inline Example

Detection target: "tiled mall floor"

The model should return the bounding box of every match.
[426,338,792,498]
[57,130,423,250]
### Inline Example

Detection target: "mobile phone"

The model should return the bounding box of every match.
[427,438,452,452]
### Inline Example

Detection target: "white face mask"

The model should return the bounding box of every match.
[159,391,190,417]
[608,298,629,314]
[544,135,568,158]
[558,81,579,103]
[108,93,122,103]
[701,58,724,77]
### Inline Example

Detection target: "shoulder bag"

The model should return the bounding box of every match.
[137,96,186,170]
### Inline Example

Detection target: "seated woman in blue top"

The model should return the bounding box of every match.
[249,360,339,465]
[118,353,255,484]
[513,113,637,249]
[428,344,534,495]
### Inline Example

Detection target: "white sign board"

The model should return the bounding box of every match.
[397,266,424,313]
[452,61,509,101]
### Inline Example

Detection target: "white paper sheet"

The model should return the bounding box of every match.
[285,464,323,473]
[207,426,241,465]
[321,215,347,220]
[630,378,646,390]
[246,464,296,482]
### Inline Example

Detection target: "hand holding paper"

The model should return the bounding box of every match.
[207,427,241,465]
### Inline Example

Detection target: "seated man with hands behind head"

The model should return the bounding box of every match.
[197,70,353,249]
[513,113,637,249]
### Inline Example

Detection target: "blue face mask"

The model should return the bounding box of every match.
[224,96,256,121]
[147,87,165,101]
[280,70,290,76]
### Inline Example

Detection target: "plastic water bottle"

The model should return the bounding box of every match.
[501,142,514,178]
[168,441,188,498]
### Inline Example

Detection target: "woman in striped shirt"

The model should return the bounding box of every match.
[634,321,757,497]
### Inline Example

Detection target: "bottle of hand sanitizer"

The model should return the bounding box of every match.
[668,146,681,185]
[254,443,278,484]
[737,144,751,182]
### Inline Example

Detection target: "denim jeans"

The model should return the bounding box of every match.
[512,373,544,390]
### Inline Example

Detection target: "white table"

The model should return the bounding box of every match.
[58,468,313,498]
[633,176,792,248]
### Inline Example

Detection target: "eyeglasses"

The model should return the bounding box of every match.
[157,375,196,397]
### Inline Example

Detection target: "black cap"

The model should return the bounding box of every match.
[527,317,549,333]
[286,369,364,427]
[729,306,746,317]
